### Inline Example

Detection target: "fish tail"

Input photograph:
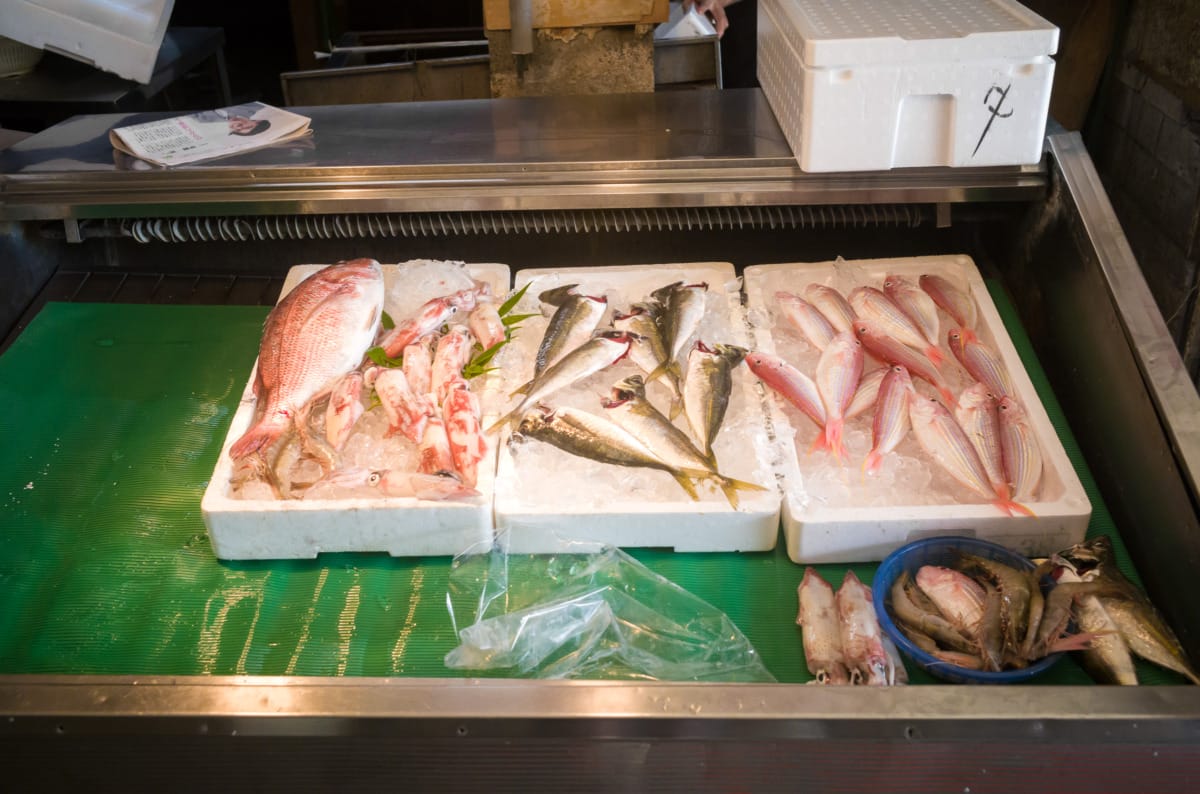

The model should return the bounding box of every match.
[229,417,289,461]
[669,472,701,501]
[667,395,684,420]
[646,360,670,384]
[862,449,883,475]
[924,345,945,369]
[484,408,521,435]
[716,479,741,510]
[665,359,683,386]
[806,431,829,456]
[509,379,534,398]
[825,418,845,462]
[711,474,768,508]
[994,498,1036,517]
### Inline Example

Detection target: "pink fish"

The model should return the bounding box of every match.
[956,382,1007,499]
[372,367,435,442]
[442,378,487,488]
[915,565,986,636]
[745,350,826,432]
[468,300,506,350]
[909,394,1032,516]
[431,324,475,405]
[948,328,1014,399]
[381,283,487,357]
[919,274,978,334]
[835,571,892,686]
[324,371,365,451]
[401,336,434,398]
[863,365,912,474]
[796,568,850,685]
[883,273,940,351]
[844,367,887,422]
[230,258,384,462]
[853,320,954,407]
[776,291,835,351]
[815,331,863,460]
[849,286,944,368]
[998,396,1043,503]
[417,415,455,475]
[803,283,856,334]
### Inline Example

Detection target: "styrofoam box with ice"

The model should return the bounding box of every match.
[742,255,1091,564]
[756,0,1058,172]
[492,263,784,554]
[201,260,510,560]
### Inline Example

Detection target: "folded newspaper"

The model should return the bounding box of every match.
[109,102,312,167]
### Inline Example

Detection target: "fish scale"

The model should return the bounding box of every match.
[230,258,384,461]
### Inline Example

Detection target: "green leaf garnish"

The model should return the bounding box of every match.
[501,312,538,327]
[498,281,532,317]
[380,310,395,330]
[366,346,404,368]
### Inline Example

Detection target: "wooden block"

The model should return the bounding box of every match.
[483,0,668,31]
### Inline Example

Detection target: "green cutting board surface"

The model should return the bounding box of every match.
[0,289,1182,685]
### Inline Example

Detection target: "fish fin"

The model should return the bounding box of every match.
[825,418,845,463]
[669,472,701,501]
[229,417,289,461]
[924,345,945,369]
[994,499,1036,518]
[1046,630,1116,654]
[806,431,829,456]
[665,359,683,386]
[484,407,521,435]
[962,327,980,344]
[710,474,768,509]
[667,395,684,421]
[938,386,956,407]
[509,379,534,398]
[645,360,670,384]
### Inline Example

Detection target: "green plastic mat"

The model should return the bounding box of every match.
[0,292,1185,684]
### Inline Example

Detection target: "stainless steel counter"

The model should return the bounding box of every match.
[0,89,1046,219]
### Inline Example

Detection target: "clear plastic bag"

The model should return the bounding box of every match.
[444,536,776,682]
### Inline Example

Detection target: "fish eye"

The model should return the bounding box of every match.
[368,472,382,486]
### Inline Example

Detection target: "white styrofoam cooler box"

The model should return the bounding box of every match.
[492,263,783,554]
[201,261,510,560]
[0,0,175,84]
[757,0,1058,172]
[743,255,1091,563]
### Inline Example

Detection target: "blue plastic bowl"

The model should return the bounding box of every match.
[872,536,1064,685]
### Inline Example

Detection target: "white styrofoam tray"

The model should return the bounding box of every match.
[743,255,1091,563]
[492,263,783,553]
[757,0,1058,171]
[201,260,510,560]
[0,0,175,84]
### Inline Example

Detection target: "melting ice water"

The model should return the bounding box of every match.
[493,269,778,511]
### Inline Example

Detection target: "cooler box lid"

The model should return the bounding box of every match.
[770,0,1059,68]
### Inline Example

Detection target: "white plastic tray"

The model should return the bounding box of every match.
[201,261,510,560]
[757,0,1058,171]
[492,263,783,553]
[743,255,1091,563]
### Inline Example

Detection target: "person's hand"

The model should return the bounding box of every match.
[683,0,733,38]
